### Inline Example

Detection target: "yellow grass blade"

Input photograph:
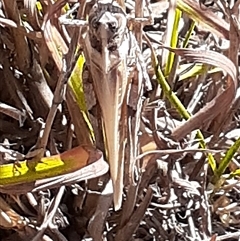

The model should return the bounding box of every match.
[0,146,89,186]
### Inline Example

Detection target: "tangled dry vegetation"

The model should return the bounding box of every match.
[0,0,240,240]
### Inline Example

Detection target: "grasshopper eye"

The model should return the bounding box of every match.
[90,17,99,29]
[108,21,118,33]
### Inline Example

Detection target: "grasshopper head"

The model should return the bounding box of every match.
[88,0,127,53]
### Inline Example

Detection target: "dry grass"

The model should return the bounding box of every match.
[0,0,240,240]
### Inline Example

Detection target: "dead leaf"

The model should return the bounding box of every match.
[0,146,109,194]
[158,46,237,140]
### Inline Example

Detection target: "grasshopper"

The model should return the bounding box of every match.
[84,0,151,210]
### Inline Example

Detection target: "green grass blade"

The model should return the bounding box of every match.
[178,64,221,81]
[165,9,182,76]
[229,169,240,178]
[213,137,240,182]
[182,20,195,48]
[153,54,216,172]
